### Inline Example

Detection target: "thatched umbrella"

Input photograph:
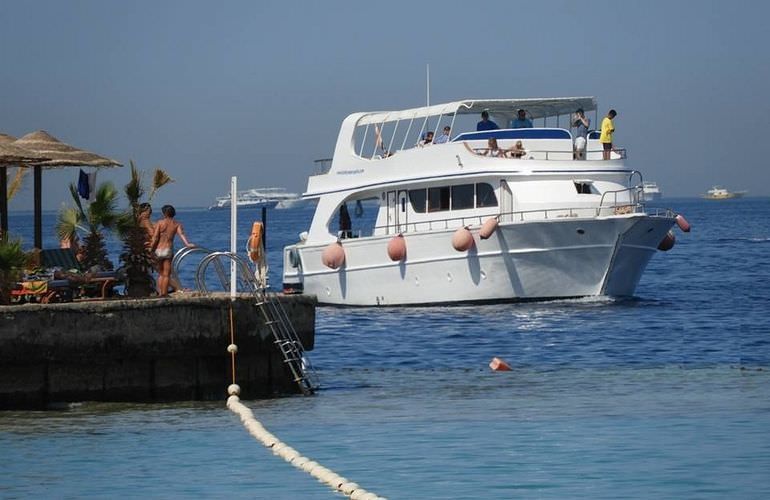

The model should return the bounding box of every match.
[12,130,122,248]
[0,135,50,236]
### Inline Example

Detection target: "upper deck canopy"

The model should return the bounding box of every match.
[356,97,597,126]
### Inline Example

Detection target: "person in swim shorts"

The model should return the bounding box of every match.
[150,204,193,296]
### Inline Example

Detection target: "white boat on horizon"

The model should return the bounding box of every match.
[208,187,300,210]
[282,97,680,306]
[642,182,663,201]
[702,186,747,200]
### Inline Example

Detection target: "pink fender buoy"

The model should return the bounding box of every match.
[489,357,512,371]
[675,214,691,232]
[387,234,407,261]
[321,242,345,269]
[452,227,474,252]
[479,217,499,240]
[658,230,676,251]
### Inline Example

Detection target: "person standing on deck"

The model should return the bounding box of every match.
[600,109,617,160]
[476,110,499,131]
[510,109,533,128]
[150,205,193,297]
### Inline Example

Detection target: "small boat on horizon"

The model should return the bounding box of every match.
[642,182,663,202]
[702,186,747,200]
[208,187,300,210]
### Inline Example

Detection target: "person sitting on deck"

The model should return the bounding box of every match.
[476,110,499,131]
[480,138,506,157]
[433,126,451,144]
[507,140,526,158]
[510,109,533,128]
[418,131,434,146]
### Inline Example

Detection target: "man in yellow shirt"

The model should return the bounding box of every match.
[600,109,617,160]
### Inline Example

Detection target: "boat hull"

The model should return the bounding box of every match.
[208,201,279,210]
[285,214,675,306]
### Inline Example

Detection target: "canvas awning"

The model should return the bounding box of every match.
[355,97,597,126]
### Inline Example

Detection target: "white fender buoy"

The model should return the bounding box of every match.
[675,214,691,233]
[479,217,499,240]
[489,357,512,371]
[452,226,474,252]
[386,233,407,261]
[321,242,345,269]
[658,230,676,251]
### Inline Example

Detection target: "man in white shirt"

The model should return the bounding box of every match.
[434,126,451,144]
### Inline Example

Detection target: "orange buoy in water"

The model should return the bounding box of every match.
[489,357,512,371]
[387,233,407,261]
[658,230,676,251]
[321,242,345,269]
[247,222,264,262]
[452,227,474,251]
[479,217,499,240]
[675,214,691,232]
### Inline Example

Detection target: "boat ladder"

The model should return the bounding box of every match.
[173,247,319,395]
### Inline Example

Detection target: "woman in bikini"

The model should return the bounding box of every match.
[149,205,193,297]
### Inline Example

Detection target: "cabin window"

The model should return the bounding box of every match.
[451,184,475,210]
[409,189,427,213]
[428,186,450,212]
[574,181,594,194]
[476,183,498,207]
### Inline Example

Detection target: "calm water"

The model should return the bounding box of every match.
[2,198,770,498]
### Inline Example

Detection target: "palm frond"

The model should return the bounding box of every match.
[124,160,144,207]
[7,168,27,201]
[68,182,87,220]
[148,168,174,201]
[56,205,84,243]
[88,182,119,230]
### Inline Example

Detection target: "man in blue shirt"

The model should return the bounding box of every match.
[476,110,499,131]
[433,126,451,144]
[510,109,533,128]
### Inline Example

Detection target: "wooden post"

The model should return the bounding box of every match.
[0,166,7,236]
[261,206,267,251]
[34,165,42,249]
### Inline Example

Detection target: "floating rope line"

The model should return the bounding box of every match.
[225,307,384,499]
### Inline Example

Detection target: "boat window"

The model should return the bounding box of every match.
[574,181,594,194]
[476,183,498,207]
[428,186,450,212]
[451,184,475,210]
[409,189,427,213]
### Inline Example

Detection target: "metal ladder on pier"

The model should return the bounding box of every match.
[174,247,319,395]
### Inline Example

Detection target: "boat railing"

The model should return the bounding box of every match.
[467,147,627,161]
[363,202,669,237]
[599,184,644,208]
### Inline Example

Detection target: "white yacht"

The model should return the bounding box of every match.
[283,97,679,306]
[208,187,300,210]
[642,182,663,201]
[702,186,747,200]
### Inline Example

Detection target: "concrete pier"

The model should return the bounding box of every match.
[0,293,316,410]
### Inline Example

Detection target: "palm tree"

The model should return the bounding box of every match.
[61,181,119,271]
[117,161,174,297]
[0,236,29,304]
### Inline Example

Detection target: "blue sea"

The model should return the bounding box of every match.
[2,198,770,498]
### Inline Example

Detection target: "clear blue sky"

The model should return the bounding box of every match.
[2,0,768,210]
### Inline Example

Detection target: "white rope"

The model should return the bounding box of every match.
[227,395,386,500]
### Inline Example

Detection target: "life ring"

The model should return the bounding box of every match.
[247,222,264,262]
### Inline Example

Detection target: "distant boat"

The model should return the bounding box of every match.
[702,186,747,200]
[642,182,663,201]
[208,187,300,210]
[275,198,316,210]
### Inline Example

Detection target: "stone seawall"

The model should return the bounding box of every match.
[0,293,316,409]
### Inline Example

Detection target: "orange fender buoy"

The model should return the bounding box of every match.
[247,222,264,261]
[658,230,676,251]
[452,227,474,252]
[489,357,512,371]
[387,234,406,261]
[321,242,345,269]
[479,217,499,240]
[675,214,691,233]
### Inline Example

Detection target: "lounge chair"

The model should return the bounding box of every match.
[38,248,123,301]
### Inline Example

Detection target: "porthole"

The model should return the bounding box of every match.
[577,228,585,235]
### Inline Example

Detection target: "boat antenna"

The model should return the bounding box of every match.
[426,63,430,107]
